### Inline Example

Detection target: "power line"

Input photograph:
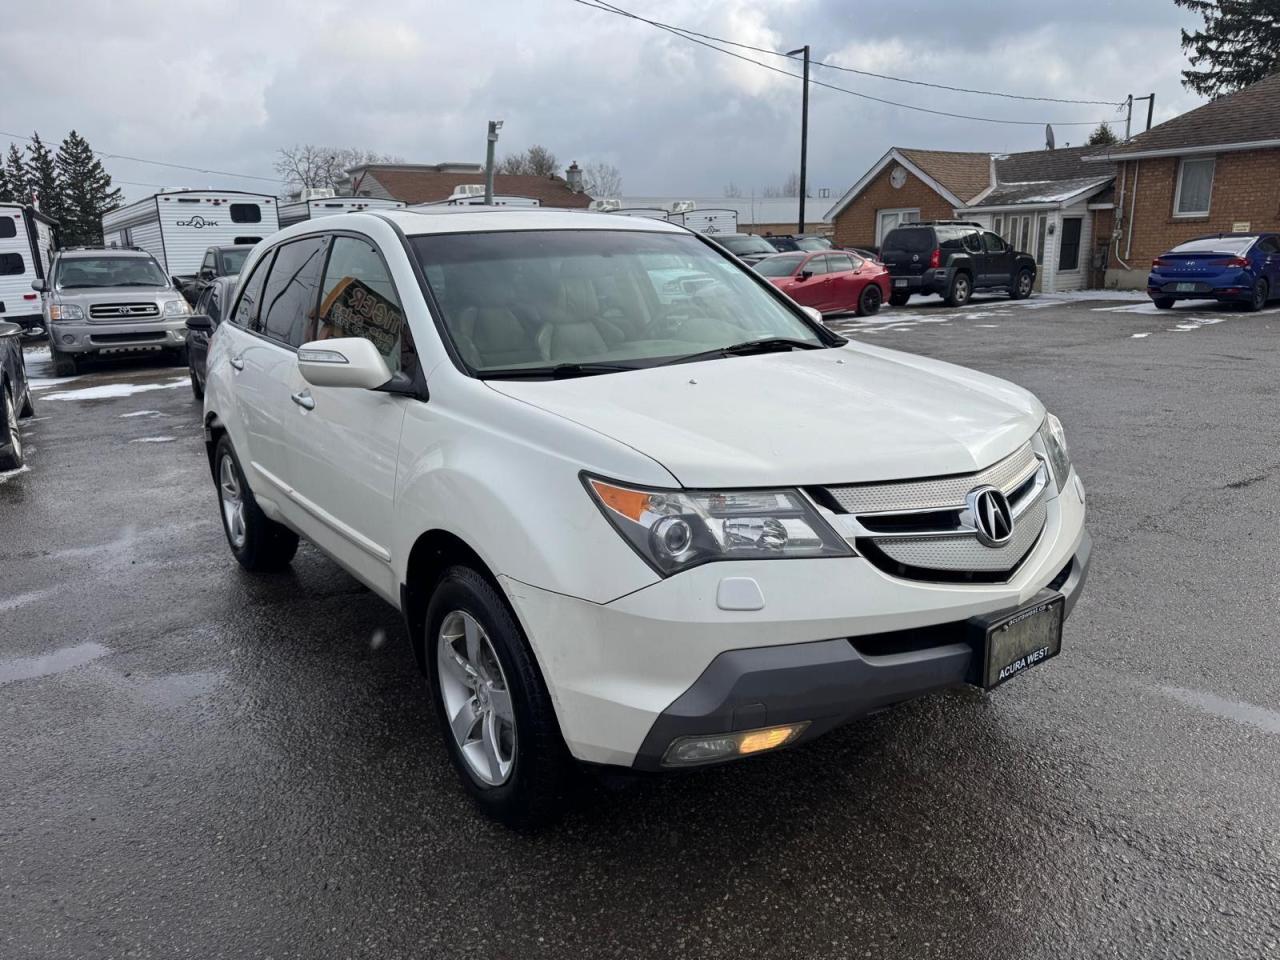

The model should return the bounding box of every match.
[571,0,1120,126]
[0,129,283,185]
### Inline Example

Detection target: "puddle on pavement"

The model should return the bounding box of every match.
[1152,685,1280,735]
[0,641,111,683]
[128,669,226,708]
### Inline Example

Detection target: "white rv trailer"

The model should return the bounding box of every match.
[0,204,59,332]
[610,207,671,221]
[101,190,279,279]
[669,206,739,235]
[278,196,405,227]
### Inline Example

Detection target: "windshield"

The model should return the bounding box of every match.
[753,255,804,277]
[1169,237,1255,256]
[410,229,824,375]
[793,237,831,251]
[721,235,776,255]
[221,249,251,274]
[55,256,168,289]
[882,228,935,254]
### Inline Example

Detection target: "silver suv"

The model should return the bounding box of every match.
[36,248,191,376]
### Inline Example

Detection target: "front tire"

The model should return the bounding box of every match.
[1153,297,1175,309]
[213,435,299,572]
[856,284,883,316]
[1010,268,1034,299]
[944,272,972,307]
[0,385,24,472]
[171,345,190,367]
[425,566,573,830]
[51,349,78,378]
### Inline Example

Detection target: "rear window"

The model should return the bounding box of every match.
[793,237,831,252]
[0,218,16,239]
[882,227,935,254]
[230,204,262,224]
[1169,237,1255,256]
[221,248,251,274]
[0,253,24,276]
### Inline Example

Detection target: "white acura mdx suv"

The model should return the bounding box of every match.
[201,209,1089,828]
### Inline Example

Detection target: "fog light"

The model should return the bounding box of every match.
[662,722,809,766]
[61,334,75,345]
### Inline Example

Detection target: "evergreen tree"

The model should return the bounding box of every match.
[56,130,121,246]
[1087,122,1119,146]
[25,132,63,224]
[1175,0,1280,97]
[3,144,28,205]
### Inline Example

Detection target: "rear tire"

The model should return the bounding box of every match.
[425,566,574,830]
[888,291,910,307]
[1010,268,1034,299]
[213,435,299,572]
[0,385,24,472]
[1247,279,1268,312]
[944,272,972,307]
[1152,297,1175,309]
[51,350,78,377]
[856,284,883,316]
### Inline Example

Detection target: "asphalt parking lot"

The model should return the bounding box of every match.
[3,293,1280,960]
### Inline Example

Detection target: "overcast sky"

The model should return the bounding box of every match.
[3,0,1206,205]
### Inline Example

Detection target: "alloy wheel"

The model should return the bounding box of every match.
[863,286,882,313]
[219,454,246,549]
[1018,272,1033,297]
[437,610,516,786]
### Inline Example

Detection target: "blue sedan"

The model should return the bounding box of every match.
[1148,233,1280,311]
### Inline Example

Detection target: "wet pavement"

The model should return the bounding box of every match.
[3,296,1279,959]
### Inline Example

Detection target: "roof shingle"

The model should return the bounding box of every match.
[897,148,992,203]
[353,166,593,208]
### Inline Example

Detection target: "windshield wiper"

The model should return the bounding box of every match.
[661,337,824,366]
[478,361,639,380]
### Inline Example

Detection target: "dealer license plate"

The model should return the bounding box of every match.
[981,594,1064,690]
[894,279,909,288]
[1176,282,1197,292]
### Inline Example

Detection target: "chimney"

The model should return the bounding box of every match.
[565,161,583,193]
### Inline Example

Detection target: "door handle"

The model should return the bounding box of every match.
[291,390,315,411]
[229,355,244,371]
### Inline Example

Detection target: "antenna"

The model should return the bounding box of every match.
[1045,124,1056,150]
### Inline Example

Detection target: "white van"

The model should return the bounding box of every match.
[101,190,279,284]
[201,208,1090,828]
[0,204,59,332]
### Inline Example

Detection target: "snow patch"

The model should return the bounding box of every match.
[120,410,162,418]
[0,465,30,484]
[42,379,187,401]
[1130,333,1150,339]
[130,436,176,444]
[30,376,83,390]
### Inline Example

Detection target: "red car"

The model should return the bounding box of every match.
[754,251,890,316]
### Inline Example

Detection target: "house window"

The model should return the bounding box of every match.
[1174,157,1214,217]
[876,208,919,245]
[1058,217,1083,271]
[1035,214,1048,265]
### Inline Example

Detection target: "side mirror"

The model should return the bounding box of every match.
[801,306,823,324]
[798,270,813,280]
[30,278,46,292]
[297,337,391,390]
[185,314,214,332]
[200,269,214,280]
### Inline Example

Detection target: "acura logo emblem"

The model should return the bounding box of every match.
[967,485,1014,547]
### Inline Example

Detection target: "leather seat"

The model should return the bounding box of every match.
[454,276,540,367]
[535,261,626,362]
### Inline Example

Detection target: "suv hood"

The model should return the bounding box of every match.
[487,343,1044,487]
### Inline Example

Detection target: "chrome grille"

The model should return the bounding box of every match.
[88,302,160,321]
[821,443,1049,583]
[826,443,1037,514]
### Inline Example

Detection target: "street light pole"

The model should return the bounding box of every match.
[485,120,503,205]
[787,45,810,233]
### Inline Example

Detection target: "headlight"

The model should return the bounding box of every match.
[48,303,84,322]
[163,299,191,317]
[1039,414,1071,490]
[585,476,852,576]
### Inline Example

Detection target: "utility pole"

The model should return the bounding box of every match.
[787,45,810,233]
[1124,94,1133,140]
[484,120,503,205]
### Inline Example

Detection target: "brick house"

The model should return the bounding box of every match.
[1083,72,1280,289]
[342,162,594,209]
[825,146,1116,292]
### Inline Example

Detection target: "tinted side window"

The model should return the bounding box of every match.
[259,237,326,348]
[1259,237,1278,255]
[804,256,829,276]
[230,204,262,224]
[963,230,984,254]
[938,228,966,251]
[0,218,16,239]
[230,252,273,329]
[0,253,24,275]
[312,236,407,372]
[981,232,1007,254]
[882,228,935,253]
[826,254,855,272]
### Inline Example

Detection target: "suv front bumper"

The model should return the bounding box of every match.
[502,474,1089,769]
[47,318,188,355]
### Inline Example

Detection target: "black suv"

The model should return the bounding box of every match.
[880,221,1036,307]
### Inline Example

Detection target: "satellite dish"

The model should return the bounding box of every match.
[1045,124,1056,150]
